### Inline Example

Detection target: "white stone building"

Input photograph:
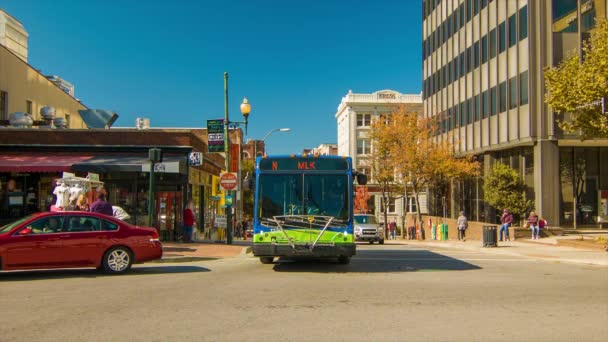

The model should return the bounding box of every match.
[0,9,28,62]
[335,89,423,225]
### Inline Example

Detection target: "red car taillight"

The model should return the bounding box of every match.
[150,229,160,242]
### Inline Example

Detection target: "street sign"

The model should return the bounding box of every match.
[219,172,238,191]
[207,119,224,153]
[215,215,227,228]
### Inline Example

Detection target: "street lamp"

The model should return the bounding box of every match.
[223,72,250,245]
[255,128,291,157]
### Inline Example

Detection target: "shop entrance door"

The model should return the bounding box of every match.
[156,192,182,241]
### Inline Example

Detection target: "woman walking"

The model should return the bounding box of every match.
[457,211,468,241]
[183,200,195,243]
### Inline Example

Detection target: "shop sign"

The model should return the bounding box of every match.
[188,152,203,166]
[207,119,225,153]
[215,215,227,228]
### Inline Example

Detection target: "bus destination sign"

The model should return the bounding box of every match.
[259,157,349,171]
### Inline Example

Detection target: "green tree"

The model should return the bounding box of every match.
[545,18,608,138]
[482,163,533,223]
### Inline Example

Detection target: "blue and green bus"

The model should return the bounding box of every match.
[251,155,367,264]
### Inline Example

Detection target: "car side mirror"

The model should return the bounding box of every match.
[356,173,368,186]
[243,172,254,191]
[19,227,33,236]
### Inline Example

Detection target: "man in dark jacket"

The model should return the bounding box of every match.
[90,188,113,216]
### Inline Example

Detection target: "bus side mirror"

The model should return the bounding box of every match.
[356,173,367,185]
[243,172,254,191]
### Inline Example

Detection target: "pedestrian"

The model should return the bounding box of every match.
[499,209,513,241]
[527,211,540,240]
[183,200,195,243]
[457,211,468,241]
[390,220,397,240]
[89,188,113,216]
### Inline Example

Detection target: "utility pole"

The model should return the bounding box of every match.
[224,72,233,245]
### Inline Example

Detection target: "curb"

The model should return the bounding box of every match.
[152,256,219,263]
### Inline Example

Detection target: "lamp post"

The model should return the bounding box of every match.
[223,72,250,245]
[254,128,291,158]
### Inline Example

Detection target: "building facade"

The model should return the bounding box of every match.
[303,143,338,156]
[335,89,423,224]
[422,0,608,227]
[0,9,28,62]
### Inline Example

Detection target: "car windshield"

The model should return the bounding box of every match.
[354,215,377,224]
[257,173,349,222]
[0,215,33,234]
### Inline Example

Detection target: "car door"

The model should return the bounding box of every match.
[60,215,107,266]
[4,217,65,269]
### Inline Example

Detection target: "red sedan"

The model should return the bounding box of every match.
[0,211,162,274]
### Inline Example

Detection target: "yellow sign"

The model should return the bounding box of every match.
[308,216,314,223]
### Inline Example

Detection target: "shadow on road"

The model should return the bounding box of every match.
[0,265,210,281]
[272,249,481,273]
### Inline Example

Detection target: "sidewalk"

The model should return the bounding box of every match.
[159,240,251,262]
[383,238,608,266]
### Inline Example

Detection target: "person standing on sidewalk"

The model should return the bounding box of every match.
[390,220,397,240]
[457,211,468,241]
[90,188,113,216]
[527,211,540,240]
[499,209,513,241]
[183,200,195,243]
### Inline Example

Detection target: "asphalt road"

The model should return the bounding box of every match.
[1,244,607,342]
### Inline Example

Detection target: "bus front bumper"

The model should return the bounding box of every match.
[252,243,356,257]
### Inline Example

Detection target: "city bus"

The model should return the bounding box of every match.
[251,155,367,264]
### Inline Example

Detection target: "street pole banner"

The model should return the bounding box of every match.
[207,119,224,153]
[188,152,203,166]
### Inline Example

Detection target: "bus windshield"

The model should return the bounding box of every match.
[257,174,349,221]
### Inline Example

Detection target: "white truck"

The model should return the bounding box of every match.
[354,214,385,244]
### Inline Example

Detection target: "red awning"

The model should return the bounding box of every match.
[0,155,94,172]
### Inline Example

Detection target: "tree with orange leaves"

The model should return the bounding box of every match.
[370,105,479,229]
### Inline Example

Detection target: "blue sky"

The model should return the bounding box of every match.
[3,0,422,154]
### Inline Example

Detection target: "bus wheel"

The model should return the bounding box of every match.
[368,241,374,244]
[337,256,350,265]
[259,257,274,264]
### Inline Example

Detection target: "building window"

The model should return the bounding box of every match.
[474,94,481,121]
[489,28,497,59]
[519,5,528,40]
[481,35,488,64]
[519,70,529,105]
[509,76,518,109]
[499,22,506,53]
[357,139,371,155]
[26,100,33,115]
[473,0,480,15]
[381,197,396,213]
[482,90,489,119]
[0,91,7,120]
[466,46,472,73]
[499,81,507,113]
[467,98,473,124]
[474,40,480,69]
[508,14,517,47]
[466,0,472,21]
[459,52,466,76]
[460,102,466,126]
[490,86,498,116]
[357,113,371,127]
[459,4,465,29]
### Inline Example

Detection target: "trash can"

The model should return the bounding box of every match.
[482,225,498,247]
[431,224,437,240]
[441,224,449,240]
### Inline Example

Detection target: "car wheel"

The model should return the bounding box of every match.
[337,256,350,265]
[379,239,385,245]
[102,247,133,274]
[259,257,274,264]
